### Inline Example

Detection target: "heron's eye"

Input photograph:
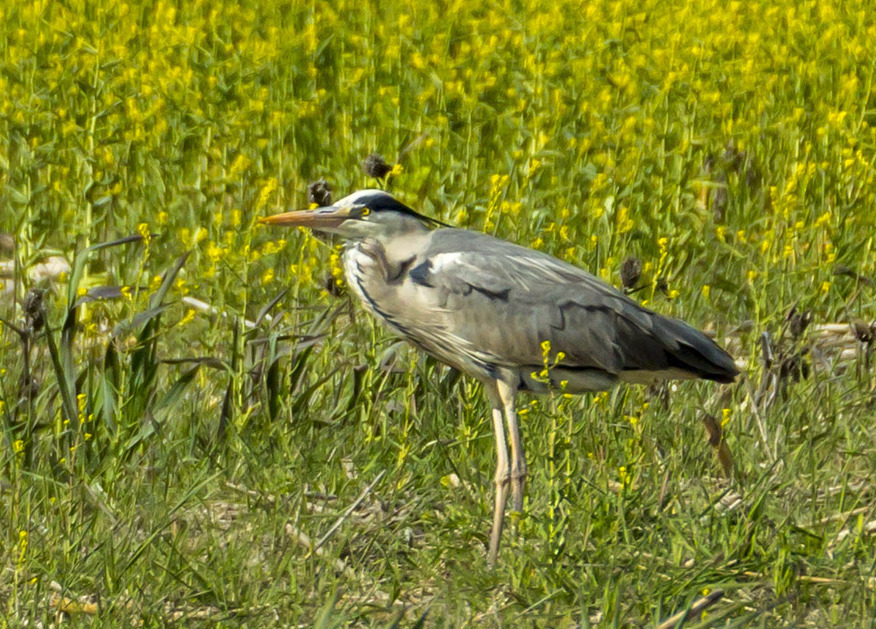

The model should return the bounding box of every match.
[360,207,371,217]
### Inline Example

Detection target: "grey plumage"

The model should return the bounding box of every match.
[346,227,735,390]
[261,189,739,566]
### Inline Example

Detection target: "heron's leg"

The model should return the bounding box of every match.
[487,405,510,567]
[497,380,527,513]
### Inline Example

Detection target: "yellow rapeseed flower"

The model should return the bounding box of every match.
[178,309,197,327]
[815,211,831,228]
[618,466,631,488]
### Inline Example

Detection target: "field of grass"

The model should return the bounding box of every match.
[2,0,876,625]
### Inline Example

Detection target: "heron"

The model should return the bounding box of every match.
[260,189,739,566]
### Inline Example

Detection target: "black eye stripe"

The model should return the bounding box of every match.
[345,192,450,227]
[354,194,414,214]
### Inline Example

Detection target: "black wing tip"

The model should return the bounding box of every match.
[702,366,740,384]
[665,349,740,383]
[660,318,741,384]
[699,346,741,383]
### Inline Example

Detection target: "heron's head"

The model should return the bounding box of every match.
[259,189,443,240]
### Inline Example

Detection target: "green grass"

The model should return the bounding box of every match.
[2,0,876,625]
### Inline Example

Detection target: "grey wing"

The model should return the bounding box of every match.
[413,229,738,383]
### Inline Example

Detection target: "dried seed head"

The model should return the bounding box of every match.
[307,178,333,207]
[852,320,874,345]
[788,310,812,340]
[23,288,45,333]
[620,256,642,289]
[361,153,393,180]
[322,272,346,298]
[778,350,810,382]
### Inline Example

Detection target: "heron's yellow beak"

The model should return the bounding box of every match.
[258,206,354,228]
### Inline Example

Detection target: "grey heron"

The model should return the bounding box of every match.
[261,189,739,566]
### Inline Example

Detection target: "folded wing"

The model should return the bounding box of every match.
[411,229,738,384]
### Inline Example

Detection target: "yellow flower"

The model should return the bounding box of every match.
[228,154,251,179]
[616,206,633,234]
[618,466,631,488]
[261,268,275,285]
[178,309,197,327]
[255,178,279,211]
[17,529,28,567]
[814,211,831,228]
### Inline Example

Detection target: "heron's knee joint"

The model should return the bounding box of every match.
[494,471,511,486]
